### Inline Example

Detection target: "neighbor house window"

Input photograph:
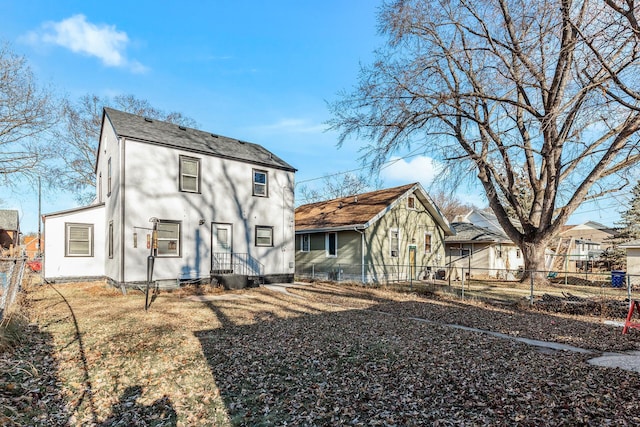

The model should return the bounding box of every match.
[253,169,268,197]
[156,221,181,257]
[301,234,310,252]
[179,155,200,193]
[65,223,93,257]
[390,229,399,257]
[407,196,416,209]
[107,158,112,196]
[256,226,274,247]
[326,232,337,257]
[108,221,113,259]
[424,233,432,253]
[517,249,521,258]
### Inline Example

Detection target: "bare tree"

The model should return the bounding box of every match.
[0,43,57,185]
[53,94,197,204]
[329,0,640,278]
[429,190,478,222]
[297,172,379,205]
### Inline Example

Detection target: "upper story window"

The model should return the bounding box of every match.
[253,169,268,197]
[107,158,112,196]
[326,232,337,257]
[407,196,416,209]
[390,229,399,257]
[65,223,93,257]
[300,234,310,252]
[179,155,201,193]
[424,233,432,253]
[156,221,181,257]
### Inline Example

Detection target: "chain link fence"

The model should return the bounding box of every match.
[295,263,640,317]
[0,258,27,321]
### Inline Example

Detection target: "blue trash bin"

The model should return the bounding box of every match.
[612,270,626,288]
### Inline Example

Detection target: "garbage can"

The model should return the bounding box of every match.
[612,270,626,288]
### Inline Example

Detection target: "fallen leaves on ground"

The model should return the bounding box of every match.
[1,281,639,425]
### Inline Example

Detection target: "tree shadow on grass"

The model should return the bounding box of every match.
[0,323,69,426]
[98,385,177,427]
[195,294,640,426]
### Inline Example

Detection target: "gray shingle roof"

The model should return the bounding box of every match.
[0,210,19,231]
[104,108,296,172]
[446,222,511,243]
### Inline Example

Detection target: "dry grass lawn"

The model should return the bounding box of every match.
[3,280,640,426]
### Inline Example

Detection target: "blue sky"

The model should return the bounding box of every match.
[0,1,625,233]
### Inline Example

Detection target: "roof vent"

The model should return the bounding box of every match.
[354,195,358,203]
[238,140,245,144]
[144,117,153,123]
[179,126,186,130]
[211,134,218,138]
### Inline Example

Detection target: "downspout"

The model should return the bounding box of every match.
[120,137,126,284]
[354,227,365,284]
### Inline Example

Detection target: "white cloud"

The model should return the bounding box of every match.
[25,14,146,73]
[380,155,441,187]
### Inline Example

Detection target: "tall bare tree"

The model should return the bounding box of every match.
[53,94,197,204]
[0,43,57,185]
[329,0,640,278]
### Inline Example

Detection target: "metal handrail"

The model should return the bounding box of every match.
[212,252,264,276]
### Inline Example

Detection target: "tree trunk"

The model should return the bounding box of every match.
[520,239,550,283]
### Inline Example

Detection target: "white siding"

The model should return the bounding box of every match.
[120,139,295,283]
[43,205,105,280]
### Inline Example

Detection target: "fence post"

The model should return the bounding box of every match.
[530,270,534,306]
[628,273,632,302]
[461,267,465,300]
[312,264,314,280]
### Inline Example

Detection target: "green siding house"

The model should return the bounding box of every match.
[295,183,454,283]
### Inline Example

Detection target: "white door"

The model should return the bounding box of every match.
[212,223,233,272]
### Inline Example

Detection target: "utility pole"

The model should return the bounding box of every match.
[37,177,41,257]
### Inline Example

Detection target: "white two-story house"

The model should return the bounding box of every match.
[44,108,296,288]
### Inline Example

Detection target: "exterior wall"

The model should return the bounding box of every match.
[43,205,105,280]
[446,242,523,278]
[365,192,446,282]
[119,139,295,283]
[295,231,362,280]
[96,119,123,283]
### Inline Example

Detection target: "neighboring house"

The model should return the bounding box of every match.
[295,183,454,283]
[0,210,19,256]
[549,221,615,272]
[21,234,43,259]
[445,222,524,279]
[44,108,296,287]
[453,208,518,236]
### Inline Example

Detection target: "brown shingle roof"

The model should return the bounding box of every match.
[295,183,417,232]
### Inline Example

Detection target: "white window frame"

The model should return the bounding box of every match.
[155,220,181,257]
[108,221,113,259]
[65,223,94,257]
[326,232,337,257]
[179,155,201,193]
[424,232,432,254]
[256,226,274,247]
[300,234,310,252]
[253,169,268,197]
[107,157,112,196]
[390,228,400,257]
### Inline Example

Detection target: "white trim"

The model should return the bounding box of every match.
[326,232,338,257]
